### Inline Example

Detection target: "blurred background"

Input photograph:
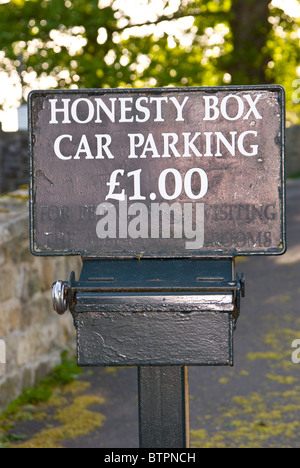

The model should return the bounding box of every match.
[0,0,299,129]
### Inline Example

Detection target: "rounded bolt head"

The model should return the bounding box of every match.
[52,281,68,315]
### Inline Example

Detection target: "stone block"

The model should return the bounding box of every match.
[0,267,15,302]
[16,334,31,367]
[0,185,78,412]
[0,373,21,410]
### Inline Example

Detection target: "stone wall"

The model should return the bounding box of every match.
[0,189,81,412]
[0,130,28,193]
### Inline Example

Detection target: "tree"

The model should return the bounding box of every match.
[0,0,299,122]
[226,0,272,84]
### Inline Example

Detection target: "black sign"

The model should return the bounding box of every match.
[29,86,285,258]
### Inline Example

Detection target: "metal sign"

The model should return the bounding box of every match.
[29,86,285,258]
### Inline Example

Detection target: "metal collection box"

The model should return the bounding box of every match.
[53,258,244,367]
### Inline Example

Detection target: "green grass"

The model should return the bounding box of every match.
[288,172,300,179]
[0,351,82,421]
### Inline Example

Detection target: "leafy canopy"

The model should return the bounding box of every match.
[0,0,299,122]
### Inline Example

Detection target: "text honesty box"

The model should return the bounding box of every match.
[29,86,285,258]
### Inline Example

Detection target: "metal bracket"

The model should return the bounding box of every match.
[233,273,246,330]
[51,271,75,315]
[52,280,68,315]
[52,270,246,329]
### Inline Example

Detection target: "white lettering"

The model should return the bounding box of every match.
[158,168,182,200]
[150,97,168,122]
[95,134,114,159]
[49,93,263,126]
[128,169,146,200]
[140,134,160,158]
[103,453,139,465]
[96,198,205,250]
[106,169,125,201]
[170,96,189,121]
[243,94,263,120]
[54,134,115,160]
[136,97,151,122]
[95,97,116,123]
[128,134,144,158]
[74,134,94,159]
[204,94,263,121]
[127,131,260,159]
[215,131,237,157]
[182,132,202,157]
[49,98,71,124]
[221,95,244,121]
[118,197,128,238]
[151,202,183,239]
[184,203,205,249]
[292,339,300,364]
[188,453,197,463]
[162,133,181,158]
[119,97,134,122]
[147,452,196,463]
[54,134,73,160]
[96,203,117,239]
[203,96,219,121]
[71,98,94,124]
[128,202,149,238]
[238,131,258,156]
[204,132,213,157]
[184,168,208,200]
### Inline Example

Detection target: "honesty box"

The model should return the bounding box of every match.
[29,86,286,258]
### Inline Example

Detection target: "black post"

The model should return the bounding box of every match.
[138,366,189,448]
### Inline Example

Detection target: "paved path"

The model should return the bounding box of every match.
[6,180,300,448]
[188,179,300,448]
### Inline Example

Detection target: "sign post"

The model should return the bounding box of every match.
[138,366,189,448]
[29,86,285,448]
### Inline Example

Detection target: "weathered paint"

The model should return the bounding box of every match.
[29,86,285,258]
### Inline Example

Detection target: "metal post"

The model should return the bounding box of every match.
[138,366,189,448]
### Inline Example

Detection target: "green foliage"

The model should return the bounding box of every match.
[47,350,82,385]
[0,351,82,419]
[0,0,299,121]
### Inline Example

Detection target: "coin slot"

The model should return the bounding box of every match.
[196,277,224,282]
[88,277,115,282]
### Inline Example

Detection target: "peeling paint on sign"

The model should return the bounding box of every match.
[29,86,285,258]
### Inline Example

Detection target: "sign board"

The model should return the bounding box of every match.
[29,86,285,258]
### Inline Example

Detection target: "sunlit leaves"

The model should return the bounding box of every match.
[0,0,299,122]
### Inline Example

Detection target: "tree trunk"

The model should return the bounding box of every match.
[228,0,272,84]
